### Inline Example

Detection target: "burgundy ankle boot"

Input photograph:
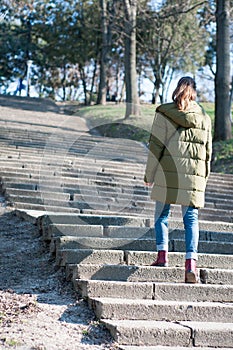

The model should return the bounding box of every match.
[151,250,168,267]
[185,259,198,283]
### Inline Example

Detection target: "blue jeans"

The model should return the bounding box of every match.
[155,201,199,260]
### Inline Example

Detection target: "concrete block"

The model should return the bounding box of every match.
[91,298,233,322]
[169,219,233,233]
[55,236,156,251]
[14,208,43,224]
[125,251,184,267]
[39,213,151,228]
[46,224,104,240]
[125,251,233,270]
[74,264,185,283]
[75,280,153,299]
[181,321,233,348]
[169,229,233,243]
[104,226,154,238]
[153,282,233,302]
[102,320,191,346]
[57,248,124,267]
[199,268,233,285]
[171,239,233,255]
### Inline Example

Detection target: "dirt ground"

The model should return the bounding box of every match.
[0,198,119,350]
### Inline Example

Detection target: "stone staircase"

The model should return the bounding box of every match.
[0,95,233,349]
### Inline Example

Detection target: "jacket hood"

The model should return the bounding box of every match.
[156,101,207,128]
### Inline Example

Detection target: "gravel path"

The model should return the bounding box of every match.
[0,203,119,350]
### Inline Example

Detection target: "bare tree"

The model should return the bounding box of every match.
[214,0,232,141]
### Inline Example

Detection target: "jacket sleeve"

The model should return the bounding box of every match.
[144,112,167,183]
[205,119,212,179]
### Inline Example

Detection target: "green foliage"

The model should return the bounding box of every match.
[0,0,225,106]
[136,0,210,103]
[0,0,102,99]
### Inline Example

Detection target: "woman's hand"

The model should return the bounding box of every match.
[144,182,153,187]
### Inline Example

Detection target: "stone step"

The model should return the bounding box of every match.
[2,174,233,202]
[14,202,81,213]
[5,187,147,201]
[5,188,233,212]
[3,178,233,206]
[5,188,233,220]
[90,297,233,323]
[171,238,233,255]
[38,211,233,230]
[124,251,233,269]
[73,264,233,285]
[119,347,233,350]
[4,189,233,215]
[5,195,69,206]
[0,165,232,188]
[54,236,156,252]
[16,201,228,223]
[0,155,231,181]
[45,224,233,243]
[6,191,233,215]
[8,198,233,223]
[75,279,233,302]
[3,182,148,197]
[56,248,124,267]
[37,213,150,230]
[171,206,233,222]
[0,144,146,159]
[47,224,105,240]
[13,209,233,237]
[0,169,146,182]
[205,201,233,211]
[80,208,233,223]
[59,250,233,270]
[7,194,150,211]
[102,319,233,347]
[1,179,233,201]
[1,166,233,195]
[54,236,233,255]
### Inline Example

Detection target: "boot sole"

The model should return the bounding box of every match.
[185,271,198,283]
[151,263,168,267]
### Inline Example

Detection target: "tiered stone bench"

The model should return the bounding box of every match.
[0,95,233,349]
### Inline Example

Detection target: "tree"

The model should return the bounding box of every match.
[137,0,209,104]
[97,0,108,105]
[214,0,232,141]
[123,0,139,118]
[33,0,102,103]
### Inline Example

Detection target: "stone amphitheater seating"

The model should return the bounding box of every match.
[0,95,233,349]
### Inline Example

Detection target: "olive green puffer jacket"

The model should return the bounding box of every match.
[144,101,212,208]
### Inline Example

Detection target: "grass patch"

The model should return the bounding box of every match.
[77,103,156,144]
[75,102,233,174]
[212,139,233,174]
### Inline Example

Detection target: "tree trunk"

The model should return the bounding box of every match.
[97,0,108,105]
[229,74,233,123]
[80,66,88,105]
[123,0,139,119]
[89,59,98,105]
[214,0,232,141]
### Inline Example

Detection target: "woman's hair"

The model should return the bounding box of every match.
[172,76,197,111]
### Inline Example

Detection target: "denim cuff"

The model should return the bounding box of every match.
[157,244,168,251]
[186,252,198,260]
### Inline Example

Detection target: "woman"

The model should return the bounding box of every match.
[144,76,212,283]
